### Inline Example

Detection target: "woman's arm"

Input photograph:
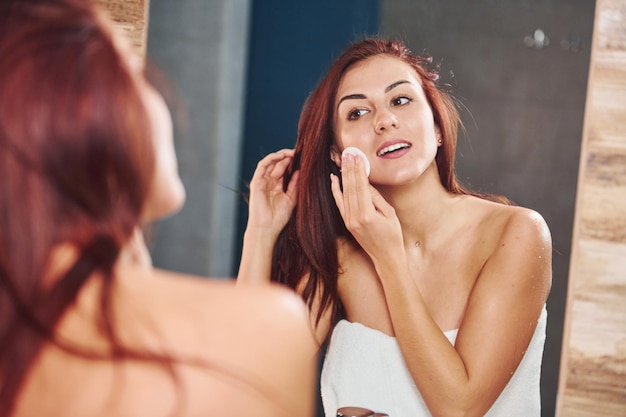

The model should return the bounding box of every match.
[377,212,550,417]
[330,155,552,417]
[236,149,298,285]
[236,149,333,345]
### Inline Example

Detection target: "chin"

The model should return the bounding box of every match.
[370,171,422,186]
[142,181,186,222]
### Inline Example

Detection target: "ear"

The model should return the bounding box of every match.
[330,144,342,167]
[435,125,443,146]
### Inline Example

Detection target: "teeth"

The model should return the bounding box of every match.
[377,143,410,156]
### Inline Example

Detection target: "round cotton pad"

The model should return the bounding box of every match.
[342,147,371,177]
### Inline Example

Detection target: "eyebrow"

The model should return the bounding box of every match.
[385,80,411,92]
[337,80,412,109]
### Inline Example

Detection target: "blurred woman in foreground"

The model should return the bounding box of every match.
[0,1,317,416]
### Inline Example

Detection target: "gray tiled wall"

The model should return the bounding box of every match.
[144,1,595,415]
[146,0,250,277]
[380,1,595,415]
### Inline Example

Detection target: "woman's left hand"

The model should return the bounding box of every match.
[247,149,299,239]
[330,153,404,262]
[238,149,298,285]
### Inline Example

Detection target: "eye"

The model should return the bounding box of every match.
[347,108,369,120]
[391,96,411,106]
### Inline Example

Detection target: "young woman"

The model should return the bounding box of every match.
[240,38,552,416]
[0,1,317,416]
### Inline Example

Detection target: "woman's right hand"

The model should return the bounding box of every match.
[247,149,299,239]
[330,152,404,265]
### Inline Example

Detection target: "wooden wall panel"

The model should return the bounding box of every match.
[98,0,149,56]
[558,0,626,415]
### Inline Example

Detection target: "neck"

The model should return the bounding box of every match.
[117,227,153,269]
[374,165,460,249]
[46,228,151,288]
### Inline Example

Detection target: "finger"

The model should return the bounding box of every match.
[252,149,294,181]
[341,153,359,219]
[255,149,294,173]
[369,185,394,216]
[269,148,295,158]
[270,154,293,178]
[342,153,372,218]
[285,170,300,202]
[330,173,346,219]
[353,155,373,212]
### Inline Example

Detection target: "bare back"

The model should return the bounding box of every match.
[15,268,317,417]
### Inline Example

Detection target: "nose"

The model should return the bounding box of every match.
[374,109,399,133]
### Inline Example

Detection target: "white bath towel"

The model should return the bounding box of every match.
[321,306,547,416]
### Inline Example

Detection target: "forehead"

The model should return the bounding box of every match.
[337,55,422,97]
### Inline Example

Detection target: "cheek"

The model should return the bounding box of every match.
[153,111,178,176]
[145,170,186,221]
[336,123,369,148]
[141,89,186,221]
[143,147,186,221]
[408,117,438,144]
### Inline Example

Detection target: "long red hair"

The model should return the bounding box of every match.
[0,0,155,413]
[271,38,509,333]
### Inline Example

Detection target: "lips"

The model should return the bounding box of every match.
[376,140,412,157]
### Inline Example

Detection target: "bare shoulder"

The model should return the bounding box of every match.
[115,269,317,415]
[466,197,552,251]
[467,197,553,295]
[221,279,318,346]
[129,269,316,351]
[493,203,551,252]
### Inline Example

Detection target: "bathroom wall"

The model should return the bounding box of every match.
[98,0,148,54]
[380,2,595,415]
[103,0,624,415]
[145,0,251,277]
[557,0,626,415]
[232,1,380,275]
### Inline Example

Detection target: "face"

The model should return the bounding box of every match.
[138,79,186,221]
[333,55,441,185]
[110,22,186,221]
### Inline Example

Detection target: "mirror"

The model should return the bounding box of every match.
[380,3,594,415]
[140,1,596,416]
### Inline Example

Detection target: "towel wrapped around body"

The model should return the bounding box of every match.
[321,305,547,417]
